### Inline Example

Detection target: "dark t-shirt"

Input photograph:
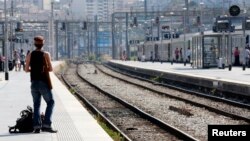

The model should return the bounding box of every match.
[30,51,46,82]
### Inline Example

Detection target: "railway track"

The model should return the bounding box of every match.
[76,62,249,141]
[98,63,250,120]
[104,63,250,107]
[61,62,198,141]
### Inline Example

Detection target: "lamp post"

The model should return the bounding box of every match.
[144,0,147,19]
[160,15,164,63]
[183,7,187,66]
[4,0,8,80]
[222,0,225,15]
[200,1,204,35]
[50,0,55,60]
[62,4,69,58]
[185,0,189,29]
[10,0,14,61]
[125,13,129,60]
[151,18,154,62]
[243,6,247,70]
[94,15,98,59]
[170,12,174,64]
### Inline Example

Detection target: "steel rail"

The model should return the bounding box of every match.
[77,63,198,141]
[61,66,132,141]
[103,63,250,109]
[103,64,250,109]
[96,64,250,123]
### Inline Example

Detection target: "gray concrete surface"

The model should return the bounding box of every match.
[0,61,112,141]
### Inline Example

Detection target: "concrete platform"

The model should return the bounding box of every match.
[108,60,250,97]
[0,61,112,141]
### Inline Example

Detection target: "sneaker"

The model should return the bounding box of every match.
[41,127,58,133]
[33,128,40,133]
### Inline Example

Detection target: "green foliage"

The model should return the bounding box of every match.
[88,54,96,61]
[96,115,123,141]
[211,89,216,95]
[151,76,160,82]
[69,88,75,94]
[150,73,163,82]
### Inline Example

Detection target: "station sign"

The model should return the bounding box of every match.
[146,37,159,41]
[163,32,179,39]
[217,20,230,30]
[8,35,29,43]
[161,25,169,31]
[129,40,140,44]
[212,16,235,32]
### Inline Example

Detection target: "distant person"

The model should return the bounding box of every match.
[150,51,153,61]
[20,49,26,71]
[245,46,250,67]
[154,51,158,61]
[25,35,57,133]
[154,44,159,61]
[180,48,183,62]
[122,50,127,61]
[0,55,3,71]
[13,50,20,71]
[175,48,179,62]
[186,47,191,63]
[233,47,240,66]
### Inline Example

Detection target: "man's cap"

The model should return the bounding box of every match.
[34,36,44,44]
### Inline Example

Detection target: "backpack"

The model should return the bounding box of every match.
[9,106,34,133]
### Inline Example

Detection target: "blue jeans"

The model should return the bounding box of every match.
[31,81,55,129]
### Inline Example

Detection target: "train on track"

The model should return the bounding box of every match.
[136,38,191,62]
[130,30,249,69]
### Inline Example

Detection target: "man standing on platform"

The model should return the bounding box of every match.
[175,48,179,62]
[19,49,26,71]
[245,46,250,67]
[186,47,192,63]
[25,35,57,133]
[233,47,240,66]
